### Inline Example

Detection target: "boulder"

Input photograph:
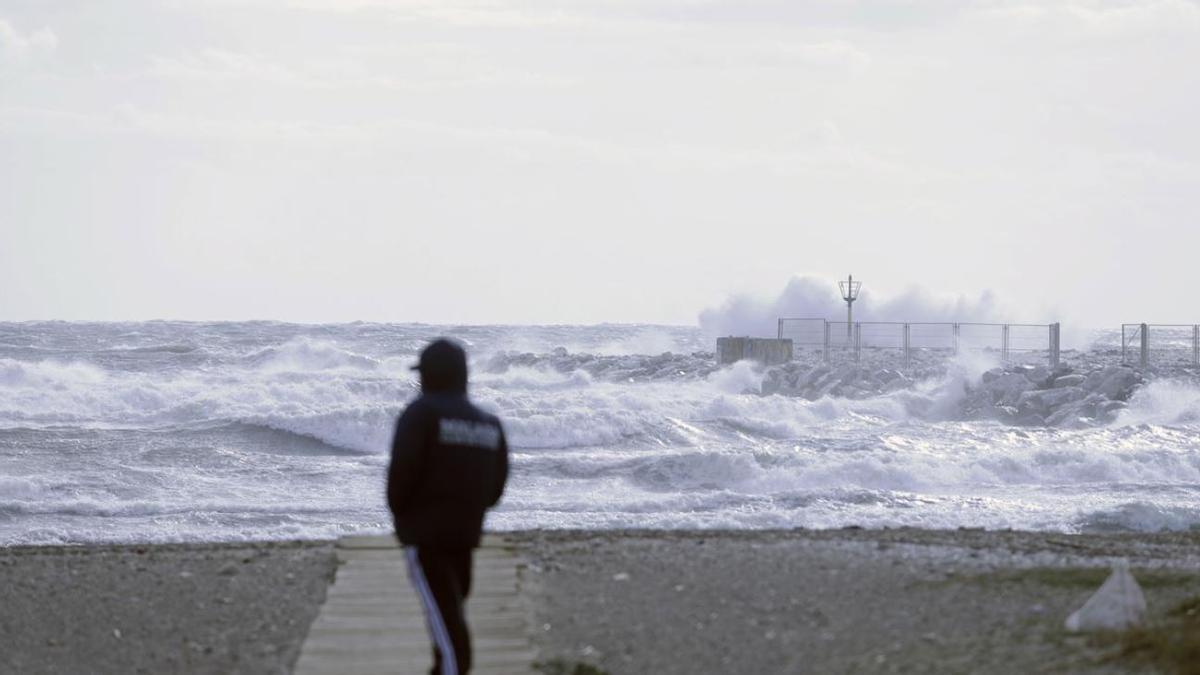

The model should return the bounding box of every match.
[1016,390,1046,416]
[1082,369,1107,391]
[1043,386,1086,408]
[1052,374,1086,388]
[1025,365,1053,387]
[797,365,830,390]
[987,373,1037,407]
[1099,400,1127,414]
[1046,401,1090,428]
[1016,412,1046,426]
[1096,400,1127,422]
[1094,366,1141,401]
[962,389,993,413]
[811,377,842,400]
[1015,386,1086,423]
[1078,393,1107,418]
[995,405,1019,421]
[813,369,842,390]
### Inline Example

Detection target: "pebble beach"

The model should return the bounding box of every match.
[4,529,1200,674]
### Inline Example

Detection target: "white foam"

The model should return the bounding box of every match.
[0,358,108,387]
[0,475,44,499]
[5,322,1200,544]
[707,359,764,394]
[1115,380,1200,427]
[591,328,691,356]
[250,337,381,373]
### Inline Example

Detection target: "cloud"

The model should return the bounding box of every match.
[146,49,311,86]
[699,276,1010,337]
[0,100,930,186]
[675,39,872,74]
[779,40,871,71]
[4,0,1199,325]
[399,4,596,28]
[179,0,606,28]
[979,0,1200,38]
[143,47,570,91]
[0,18,57,62]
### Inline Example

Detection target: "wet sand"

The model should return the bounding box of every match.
[3,529,1200,674]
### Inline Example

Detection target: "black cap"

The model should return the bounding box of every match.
[411,339,468,393]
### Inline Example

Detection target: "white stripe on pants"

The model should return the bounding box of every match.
[405,547,459,675]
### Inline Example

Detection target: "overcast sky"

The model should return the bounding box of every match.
[2,1,1198,326]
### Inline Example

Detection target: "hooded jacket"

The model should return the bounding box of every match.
[387,340,509,549]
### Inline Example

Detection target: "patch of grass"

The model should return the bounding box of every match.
[1094,596,1200,675]
[924,566,1200,673]
[955,567,1198,590]
[533,658,611,675]
[995,567,1108,588]
[1167,595,1200,618]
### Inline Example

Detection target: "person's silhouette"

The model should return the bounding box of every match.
[388,339,509,675]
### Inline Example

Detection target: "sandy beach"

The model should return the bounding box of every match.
[4,529,1200,674]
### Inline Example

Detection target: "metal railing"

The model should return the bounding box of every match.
[1121,323,1200,368]
[778,318,1061,366]
[777,318,827,353]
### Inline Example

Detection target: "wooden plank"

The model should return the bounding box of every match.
[294,536,537,675]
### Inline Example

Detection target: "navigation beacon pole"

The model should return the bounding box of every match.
[838,274,861,341]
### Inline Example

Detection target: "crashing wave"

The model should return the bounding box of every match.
[757,351,1194,428]
[482,347,719,382]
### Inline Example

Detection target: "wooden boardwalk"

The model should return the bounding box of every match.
[294,535,538,675]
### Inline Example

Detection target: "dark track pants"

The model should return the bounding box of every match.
[405,547,473,675]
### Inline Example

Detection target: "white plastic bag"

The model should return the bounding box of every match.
[1064,560,1146,632]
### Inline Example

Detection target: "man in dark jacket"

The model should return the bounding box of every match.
[388,338,509,675]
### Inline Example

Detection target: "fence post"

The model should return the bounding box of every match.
[1194,325,1199,367]
[777,318,782,341]
[1002,325,1010,362]
[854,323,861,363]
[1140,323,1149,369]
[953,323,960,356]
[1051,323,1061,367]
[1121,325,1128,364]
[903,323,911,369]
[823,321,830,363]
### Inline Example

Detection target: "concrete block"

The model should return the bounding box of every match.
[716,337,794,366]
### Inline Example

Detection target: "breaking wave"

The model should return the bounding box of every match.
[1116,380,1200,427]
[3,321,1200,544]
[244,338,385,373]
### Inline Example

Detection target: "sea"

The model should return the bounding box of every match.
[2,321,1199,545]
